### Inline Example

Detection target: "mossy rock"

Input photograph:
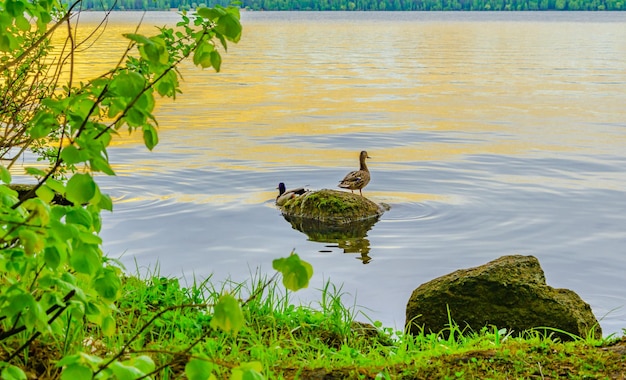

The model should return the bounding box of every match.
[279,189,385,225]
[405,255,602,341]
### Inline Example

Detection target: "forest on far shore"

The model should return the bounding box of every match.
[70,0,624,12]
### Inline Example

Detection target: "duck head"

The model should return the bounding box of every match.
[277,182,287,197]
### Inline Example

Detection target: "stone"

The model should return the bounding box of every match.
[405,255,601,341]
[278,189,386,225]
[278,189,388,263]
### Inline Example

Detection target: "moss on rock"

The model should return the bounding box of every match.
[405,255,602,341]
[278,189,385,225]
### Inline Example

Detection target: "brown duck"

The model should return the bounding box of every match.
[338,150,371,196]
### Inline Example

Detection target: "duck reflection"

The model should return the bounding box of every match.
[281,214,379,264]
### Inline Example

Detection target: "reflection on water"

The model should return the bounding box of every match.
[44,11,626,335]
[282,213,381,263]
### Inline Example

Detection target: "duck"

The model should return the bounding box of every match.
[338,150,371,196]
[276,182,308,206]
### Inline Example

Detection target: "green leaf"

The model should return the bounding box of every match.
[50,219,79,241]
[111,72,145,98]
[196,6,225,20]
[138,37,169,65]
[25,167,46,177]
[102,314,116,337]
[136,91,155,114]
[143,124,158,151]
[185,359,215,380]
[15,15,30,31]
[129,356,155,375]
[0,164,11,184]
[57,352,103,369]
[44,246,62,269]
[224,6,241,19]
[210,51,222,72]
[0,34,11,52]
[30,111,58,139]
[60,364,92,380]
[5,0,26,17]
[109,361,144,380]
[70,245,101,276]
[88,206,102,232]
[93,269,121,301]
[210,293,244,334]
[61,145,86,165]
[90,155,115,176]
[272,253,313,291]
[38,11,52,24]
[66,208,93,228]
[3,292,46,331]
[35,185,55,203]
[85,301,101,317]
[215,13,242,43]
[156,70,179,97]
[66,173,97,205]
[98,193,113,212]
[56,354,82,367]
[1,365,27,380]
[106,97,126,118]
[126,108,146,126]
[193,42,215,69]
[194,52,213,69]
[19,229,44,255]
[68,96,96,122]
[0,193,18,208]
[123,33,152,45]
[77,230,102,245]
[26,300,48,331]
[3,292,34,318]
[140,42,159,65]
[46,178,65,194]
[231,362,265,380]
[150,37,170,64]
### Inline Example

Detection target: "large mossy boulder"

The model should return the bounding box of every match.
[279,189,385,225]
[405,255,601,341]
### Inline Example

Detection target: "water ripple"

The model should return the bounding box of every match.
[381,201,438,222]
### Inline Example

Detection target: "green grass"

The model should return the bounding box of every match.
[4,267,626,379]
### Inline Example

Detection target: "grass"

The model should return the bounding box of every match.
[4,268,626,379]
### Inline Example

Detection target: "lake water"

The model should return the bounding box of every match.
[55,11,626,335]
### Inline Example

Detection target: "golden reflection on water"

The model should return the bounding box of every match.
[53,12,626,180]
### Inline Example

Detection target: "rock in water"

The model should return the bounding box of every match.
[278,189,385,225]
[405,255,601,341]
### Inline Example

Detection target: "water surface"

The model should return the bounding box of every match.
[60,11,626,334]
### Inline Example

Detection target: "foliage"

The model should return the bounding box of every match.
[62,0,625,12]
[0,1,307,378]
[4,266,624,378]
[272,252,314,291]
[103,274,626,379]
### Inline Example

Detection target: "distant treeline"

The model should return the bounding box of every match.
[71,0,624,11]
